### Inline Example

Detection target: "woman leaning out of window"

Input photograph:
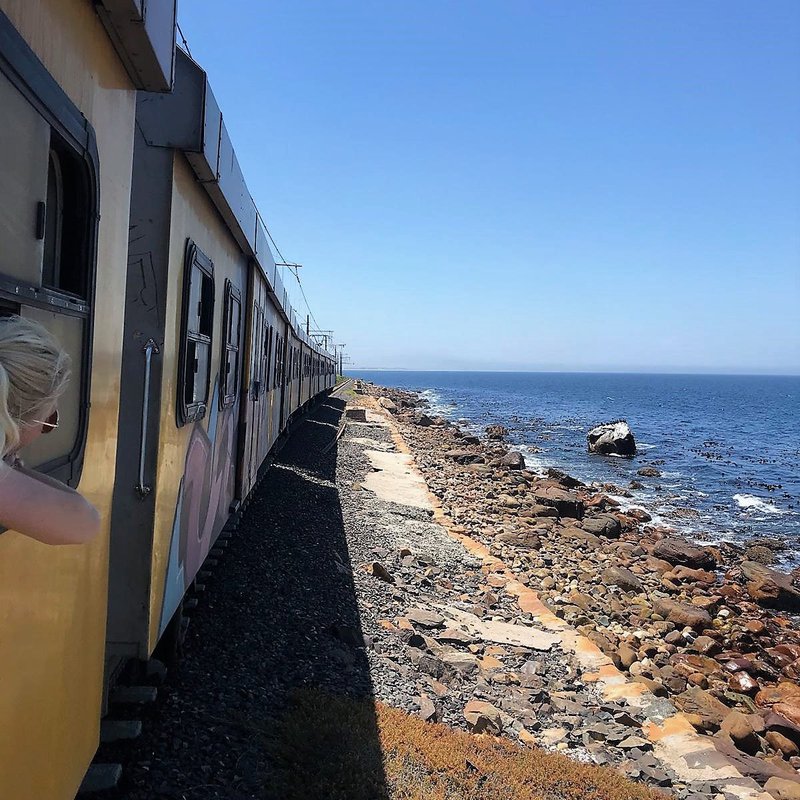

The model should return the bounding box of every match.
[0,315,99,544]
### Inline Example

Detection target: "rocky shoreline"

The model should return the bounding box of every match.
[361,381,800,799]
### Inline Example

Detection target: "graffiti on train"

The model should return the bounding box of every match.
[159,377,237,636]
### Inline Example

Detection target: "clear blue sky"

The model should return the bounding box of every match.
[181,1,800,374]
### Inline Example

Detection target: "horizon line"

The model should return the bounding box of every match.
[348,367,800,378]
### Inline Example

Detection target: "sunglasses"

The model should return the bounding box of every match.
[29,409,59,434]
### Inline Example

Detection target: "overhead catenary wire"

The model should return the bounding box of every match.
[173,26,332,356]
[260,216,325,343]
[176,22,193,58]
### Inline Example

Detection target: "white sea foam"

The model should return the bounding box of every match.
[733,494,784,515]
[518,445,548,472]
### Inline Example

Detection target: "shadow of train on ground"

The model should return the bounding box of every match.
[98,395,388,800]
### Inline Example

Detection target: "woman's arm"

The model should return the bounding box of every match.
[0,462,101,545]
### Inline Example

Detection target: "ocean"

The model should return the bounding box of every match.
[350,371,800,565]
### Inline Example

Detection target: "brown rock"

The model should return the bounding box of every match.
[674,686,730,731]
[690,635,722,656]
[741,561,800,611]
[371,561,395,583]
[617,643,638,670]
[636,466,662,477]
[533,486,584,519]
[498,451,525,469]
[714,737,800,785]
[757,683,800,709]
[485,424,508,441]
[558,526,602,548]
[601,566,644,593]
[654,597,713,630]
[721,710,761,755]
[445,449,484,465]
[494,531,542,549]
[652,537,717,569]
[670,653,722,678]
[764,711,800,746]
[437,628,477,646]
[463,699,503,733]
[417,694,438,722]
[581,514,622,538]
[664,565,717,586]
[632,675,668,696]
[775,702,800,730]
[745,619,768,635]
[406,609,445,629]
[765,778,800,799]
[767,730,800,757]
[775,644,800,661]
[729,671,760,695]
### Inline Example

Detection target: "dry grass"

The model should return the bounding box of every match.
[260,689,666,800]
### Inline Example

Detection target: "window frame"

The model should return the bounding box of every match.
[0,11,99,487]
[220,280,241,409]
[177,240,215,426]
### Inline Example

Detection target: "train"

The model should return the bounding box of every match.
[0,3,337,798]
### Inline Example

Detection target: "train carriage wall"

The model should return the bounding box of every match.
[0,1,175,797]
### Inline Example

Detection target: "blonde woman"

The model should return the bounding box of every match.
[0,315,100,545]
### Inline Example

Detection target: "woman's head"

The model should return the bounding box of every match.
[0,315,71,458]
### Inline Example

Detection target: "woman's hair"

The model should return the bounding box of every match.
[0,315,71,458]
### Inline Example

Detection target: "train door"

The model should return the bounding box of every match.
[240,265,269,499]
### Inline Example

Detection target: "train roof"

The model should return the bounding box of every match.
[135,47,333,359]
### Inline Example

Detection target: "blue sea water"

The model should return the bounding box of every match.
[350,371,800,564]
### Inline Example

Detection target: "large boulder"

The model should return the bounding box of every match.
[652,537,717,570]
[445,449,484,465]
[533,486,584,519]
[581,514,622,538]
[497,451,525,470]
[674,687,729,731]
[741,561,800,612]
[587,420,636,457]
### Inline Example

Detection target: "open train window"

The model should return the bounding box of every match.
[178,241,214,425]
[220,281,241,408]
[0,16,98,487]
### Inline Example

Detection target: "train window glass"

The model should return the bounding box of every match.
[264,324,272,392]
[0,53,98,486]
[273,334,281,390]
[41,132,93,298]
[178,242,214,425]
[220,281,241,408]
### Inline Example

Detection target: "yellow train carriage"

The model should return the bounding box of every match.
[107,47,337,671]
[0,9,336,798]
[0,2,175,798]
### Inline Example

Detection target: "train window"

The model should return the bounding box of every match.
[220,281,241,408]
[0,30,99,486]
[178,241,214,425]
[41,132,93,298]
[273,334,281,390]
[264,324,272,393]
